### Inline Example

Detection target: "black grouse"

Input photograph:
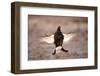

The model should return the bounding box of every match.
[52,26,68,55]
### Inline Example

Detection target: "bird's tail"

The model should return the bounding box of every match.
[55,46,68,52]
[52,46,68,55]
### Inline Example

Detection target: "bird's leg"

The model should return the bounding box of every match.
[61,47,68,52]
[52,49,56,55]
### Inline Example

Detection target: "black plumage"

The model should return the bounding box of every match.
[54,26,64,47]
[52,26,68,55]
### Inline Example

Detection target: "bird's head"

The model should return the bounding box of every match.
[57,26,61,32]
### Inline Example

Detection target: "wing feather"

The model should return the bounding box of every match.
[40,35,54,44]
[63,34,75,43]
[40,33,76,44]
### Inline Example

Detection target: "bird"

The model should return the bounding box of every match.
[39,26,76,55]
[52,26,68,55]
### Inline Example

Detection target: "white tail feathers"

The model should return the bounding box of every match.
[56,46,62,51]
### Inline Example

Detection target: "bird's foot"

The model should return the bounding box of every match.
[52,50,56,55]
[61,48,68,52]
[52,52,56,55]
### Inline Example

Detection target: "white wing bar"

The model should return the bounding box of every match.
[40,33,76,44]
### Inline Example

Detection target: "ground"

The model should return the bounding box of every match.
[28,15,88,60]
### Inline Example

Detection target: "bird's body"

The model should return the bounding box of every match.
[52,26,68,55]
[54,26,64,47]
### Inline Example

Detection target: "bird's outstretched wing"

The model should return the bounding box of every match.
[40,33,76,44]
[40,35,54,44]
[63,34,76,43]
